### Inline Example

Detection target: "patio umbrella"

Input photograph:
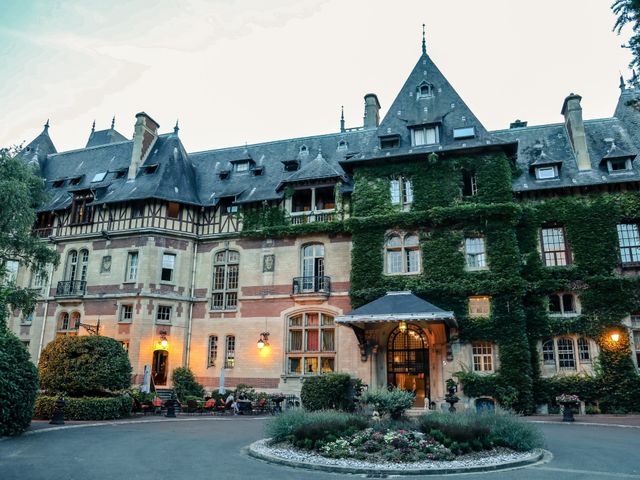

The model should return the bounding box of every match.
[218,367,225,395]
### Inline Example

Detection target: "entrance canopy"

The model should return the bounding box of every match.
[336,291,457,328]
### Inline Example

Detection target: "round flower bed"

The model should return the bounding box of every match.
[252,409,546,474]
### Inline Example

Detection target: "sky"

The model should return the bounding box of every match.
[0,0,635,153]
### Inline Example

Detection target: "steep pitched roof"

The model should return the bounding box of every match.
[86,128,128,148]
[279,151,346,187]
[18,122,57,173]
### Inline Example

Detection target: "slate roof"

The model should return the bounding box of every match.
[86,128,128,148]
[21,51,640,213]
[336,291,457,327]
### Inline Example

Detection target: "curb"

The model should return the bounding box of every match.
[527,420,640,429]
[0,416,268,441]
[247,439,551,476]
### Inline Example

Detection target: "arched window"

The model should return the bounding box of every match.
[385,233,420,274]
[64,249,89,282]
[57,312,80,335]
[286,312,335,375]
[58,312,69,331]
[212,250,239,310]
[577,337,591,362]
[542,339,555,364]
[298,243,326,293]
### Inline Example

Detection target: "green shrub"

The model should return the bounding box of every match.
[38,336,131,396]
[418,411,543,452]
[171,367,204,401]
[265,409,368,449]
[361,388,415,419]
[0,330,39,436]
[34,395,133,421]
[300,373,362,411]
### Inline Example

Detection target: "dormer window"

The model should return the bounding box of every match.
[416,82,434,99]
[536,166,558,180]
[219,170,230,180]
[607,158,632,173]
[234,161,250,173]
[380,135,400,150]
[115,169,127,179]
[142,164,158,175]
[411,126,438,146]
[52,179,65,188]
[299,145,309,155]
[282,160,299,172]
[253,166,264,176]
[337,140,348,151]
[69,176,82,186]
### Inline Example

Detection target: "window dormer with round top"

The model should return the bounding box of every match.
[416,81,434,99]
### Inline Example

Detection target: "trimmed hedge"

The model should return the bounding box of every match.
[0,330,39,436]
[39,336,131,396]
[360,387,415,419]
[300,373,361,411]
[34,395,133,421]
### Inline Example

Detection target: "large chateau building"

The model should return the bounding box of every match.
[7,38,640,410]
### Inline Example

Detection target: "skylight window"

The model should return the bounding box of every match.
[453,127,476,140]
[91,172,107,183]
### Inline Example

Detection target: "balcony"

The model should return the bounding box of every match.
[289,210,336,225]
[292,276,331,296]
[56,280,87,297]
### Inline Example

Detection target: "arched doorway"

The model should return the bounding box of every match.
[152,350,169,385]
[387,323,429,406]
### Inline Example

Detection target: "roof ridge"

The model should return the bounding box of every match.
[49,139,132,157]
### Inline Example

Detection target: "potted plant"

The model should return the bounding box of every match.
[445,378,459,413]
[556,393,580,422]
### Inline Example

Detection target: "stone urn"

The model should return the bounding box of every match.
[560,401,578,422]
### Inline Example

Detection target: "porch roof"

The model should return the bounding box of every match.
[336,291,457,328]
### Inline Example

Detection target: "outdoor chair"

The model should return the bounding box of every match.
[251,398,267,415]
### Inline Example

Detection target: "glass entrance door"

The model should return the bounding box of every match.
[387,324,429,406]
[152,350,169,385]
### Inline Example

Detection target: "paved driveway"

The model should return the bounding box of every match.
[0,418,638,479]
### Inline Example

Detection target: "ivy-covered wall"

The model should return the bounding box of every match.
[240,151,640,413]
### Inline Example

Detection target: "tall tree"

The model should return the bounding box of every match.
[613,0,640,70]
[0,146,58,328]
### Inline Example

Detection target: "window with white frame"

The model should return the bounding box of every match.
[64,249,89,283]
[536,166,558,180]
[156,305,172,323]
[390,177,413,210]
[234,161,250,172]
[540,227,570,266]
[161,253,176,282]
[465,237,487,270]
[225,335,235,368]
[120,304,133,323]
[287,312,335,375]
[548,293,578,316]
[385,233,421,275]
[125,252,139,282]
[411,126,439,146]
[208,335,218,367]
[469,296,491,318]
[542,337,587,371]
[30,270,47,290]
[472,342,494,372]
[212,250,239,310]
[616,223,640,265]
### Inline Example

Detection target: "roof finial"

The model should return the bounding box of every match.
[91,120,96,133]
[44,119,50,132]
[422,23,426,55]
[111,116,115,129]
[174,119,179,135]
[340,105,345,133]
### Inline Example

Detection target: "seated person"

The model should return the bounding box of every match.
[204,398,216,410]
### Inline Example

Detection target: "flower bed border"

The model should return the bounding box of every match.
[247,439,549,476]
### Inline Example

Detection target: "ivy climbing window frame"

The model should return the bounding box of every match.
[540,226,571,267]
[464,237,488,271]
[384,232,421,275]
[616,223,640,266]
[472,342,494,372]
[389,177,413,211]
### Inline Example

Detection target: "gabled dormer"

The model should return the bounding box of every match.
[601,139,636,173]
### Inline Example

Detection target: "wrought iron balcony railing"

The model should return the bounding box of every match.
[56,280,87,297]
[292,276,331,295]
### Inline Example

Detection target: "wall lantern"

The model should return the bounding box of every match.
[610,332,621,343]
[257,332,270,350]
[159,330,169,350]
[399,321,408,333]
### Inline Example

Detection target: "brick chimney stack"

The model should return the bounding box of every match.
[363,93,381,128]
[128,112,160,179]
[561,94,591,171]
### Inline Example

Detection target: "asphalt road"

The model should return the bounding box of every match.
[0,418,638,480]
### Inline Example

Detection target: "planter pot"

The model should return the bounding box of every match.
[560,401,578,422]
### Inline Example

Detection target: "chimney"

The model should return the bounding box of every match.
[561,94,591,171]
[128,112,160,179]
[363,93,381,128]
[509,119,527,129]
